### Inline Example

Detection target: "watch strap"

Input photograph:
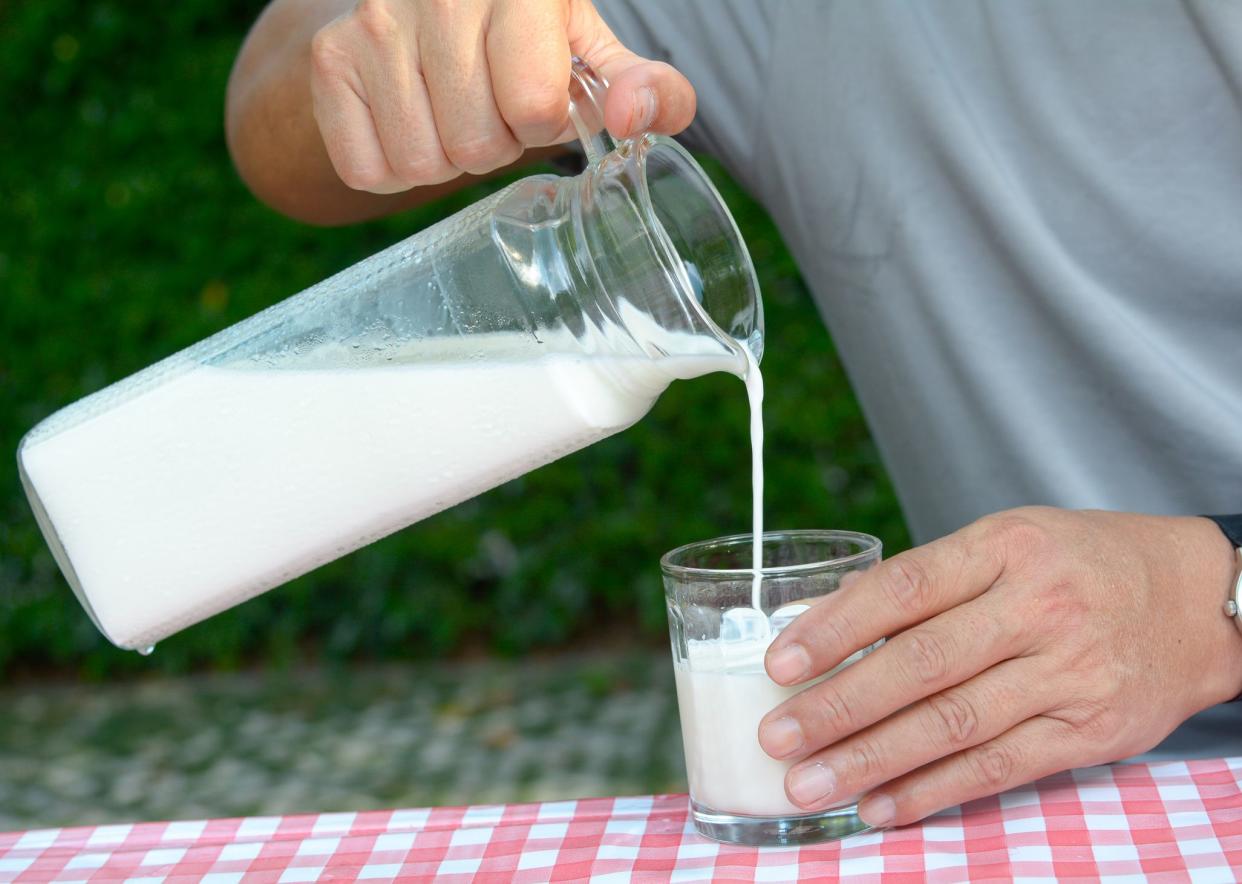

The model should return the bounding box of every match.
[1205,515,1242,703]
[1205,514,1242,549]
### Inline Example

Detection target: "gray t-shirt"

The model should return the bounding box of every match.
[596,0,1242,545]
[594,0,1242,758]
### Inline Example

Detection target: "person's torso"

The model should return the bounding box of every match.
[597,0,1242,543]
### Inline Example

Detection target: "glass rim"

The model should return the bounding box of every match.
[660,529,882,579]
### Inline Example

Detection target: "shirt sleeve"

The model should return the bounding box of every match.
[591,0,776,192]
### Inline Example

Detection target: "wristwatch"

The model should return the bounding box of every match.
[1206,514,1242,634]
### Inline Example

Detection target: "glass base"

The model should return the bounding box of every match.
[690,800,871,846]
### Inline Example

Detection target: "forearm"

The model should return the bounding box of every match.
[226,0,469,225]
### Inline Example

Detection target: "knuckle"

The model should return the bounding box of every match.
[817,611,859,659]
[926,691,980,746]
[983,512,1051,562]
[903,630,951,686]
[337,160,389,192]
[309,29,348,78]
[810,683,859,735]
[443,135,514,174]
[392,152,453,185]
[846,739,885,784]
[1082,711,1121,747]
[421,0,457,17]
[503,89,567,136]
[1056,698,1118,744]
[881,556,935,615]
[353,0,398,42]
[968,742,1017,791]
[1095,668,1124,704]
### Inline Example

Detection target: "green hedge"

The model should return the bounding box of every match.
[0,0,909,677]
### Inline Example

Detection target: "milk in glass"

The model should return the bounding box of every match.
[674,634,869,816]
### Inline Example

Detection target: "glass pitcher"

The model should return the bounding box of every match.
[16,59,763,652]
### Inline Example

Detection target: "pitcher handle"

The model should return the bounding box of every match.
[567,57,618,165]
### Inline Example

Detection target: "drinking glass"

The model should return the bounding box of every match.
[661,530,882,845]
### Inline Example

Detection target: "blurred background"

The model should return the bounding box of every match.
[0,0,909,828]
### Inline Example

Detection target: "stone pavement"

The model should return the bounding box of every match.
[0,651,688,831]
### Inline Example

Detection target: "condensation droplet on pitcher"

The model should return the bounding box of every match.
[138,645,155,656]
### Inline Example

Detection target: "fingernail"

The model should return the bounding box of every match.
[758,716,803,758]
[767,643,811,684]
[633,86,657,131]
[789,762,837,806]
[858,793,896,828]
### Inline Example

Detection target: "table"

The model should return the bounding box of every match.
[2,757,1240,882]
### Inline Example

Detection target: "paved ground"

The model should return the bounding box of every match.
[0,651,688,831]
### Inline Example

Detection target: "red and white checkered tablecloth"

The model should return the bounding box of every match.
[2,757,1240,882]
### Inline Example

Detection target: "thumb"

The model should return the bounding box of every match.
[567,6,697,139]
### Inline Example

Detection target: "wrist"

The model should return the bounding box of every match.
[1182,516,1242,706]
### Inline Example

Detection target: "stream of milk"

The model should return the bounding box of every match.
[743,348,764,611]
[671,347,871,818]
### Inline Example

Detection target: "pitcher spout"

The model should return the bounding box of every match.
[573,133,764,379]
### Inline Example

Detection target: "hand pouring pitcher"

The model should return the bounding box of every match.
[17,59,763,651]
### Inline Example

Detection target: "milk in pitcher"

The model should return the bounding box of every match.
[19,333,738,650]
